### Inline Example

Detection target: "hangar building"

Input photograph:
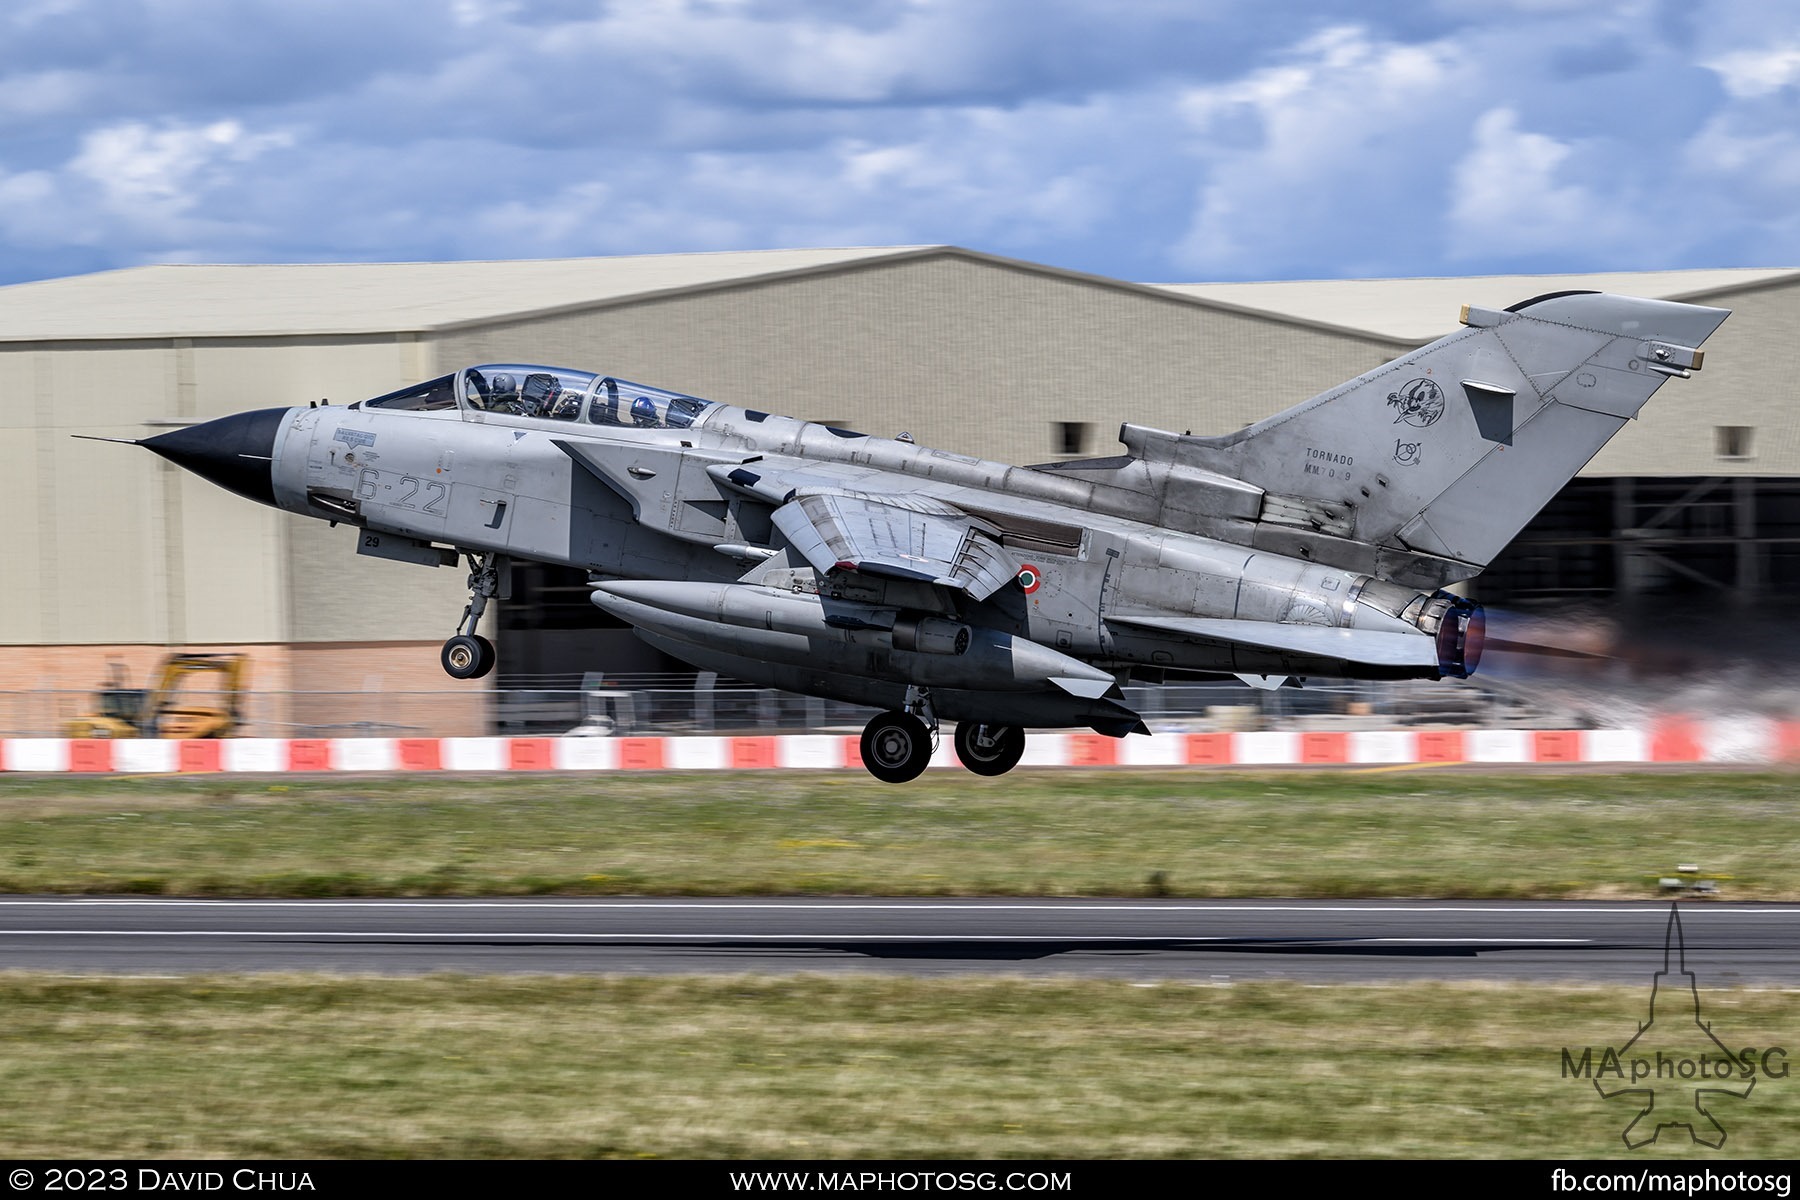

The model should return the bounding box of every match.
[2,247,1795,734]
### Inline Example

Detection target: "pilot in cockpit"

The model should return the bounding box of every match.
[484,372,520,413]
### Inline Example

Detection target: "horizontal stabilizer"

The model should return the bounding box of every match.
[1109,613,1439,668]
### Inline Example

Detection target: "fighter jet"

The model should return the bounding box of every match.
[119,291,1727,782]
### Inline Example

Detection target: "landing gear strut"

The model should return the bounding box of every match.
[859,686,937,784]
[441,553,500,680]
[953,722,1025,776]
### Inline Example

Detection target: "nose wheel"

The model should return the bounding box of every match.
[953,722,1025,776]
[441,551,502,680]
[441,633,496,680]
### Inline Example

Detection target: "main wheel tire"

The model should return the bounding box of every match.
[470,634,497,679]
[954,722,1026,776]
[860,711,933,784]
[441,634,493,680]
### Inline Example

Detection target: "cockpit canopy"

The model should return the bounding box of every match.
[362,364,715,431]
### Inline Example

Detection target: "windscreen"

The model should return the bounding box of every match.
[364,374,459,411]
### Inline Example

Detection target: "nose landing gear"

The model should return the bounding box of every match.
[441,552,502,680]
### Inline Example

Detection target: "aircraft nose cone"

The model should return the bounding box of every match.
[140,407,288,506]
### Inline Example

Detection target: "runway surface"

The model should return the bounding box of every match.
[2,897,1797,983]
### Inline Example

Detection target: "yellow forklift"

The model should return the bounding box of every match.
[64,653,250,738]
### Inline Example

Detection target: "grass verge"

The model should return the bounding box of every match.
[0,973,1792,1159]
[0,770,1796,898]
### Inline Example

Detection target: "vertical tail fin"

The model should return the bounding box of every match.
[1170,291,1729,585]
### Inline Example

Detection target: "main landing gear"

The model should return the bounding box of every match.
[440,553,499,680]
[860,710,933,784]
[858,688,1027,783]
[953,722,1026,777]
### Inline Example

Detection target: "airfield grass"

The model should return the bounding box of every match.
[0,769,1797,898]
[0,973,1792,1159]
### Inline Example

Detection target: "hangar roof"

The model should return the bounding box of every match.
[1150,267,1800,343]
[0,246,936,341]
[3,247,1796,347]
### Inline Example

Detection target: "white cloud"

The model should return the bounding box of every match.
[537,1,1016,105]
[1683,114,1800,212]
[1446,108,1618,260]
[70,120,294,225]
[1171,25,1468,276]
[842,144,931,192]
[1704,44,1800,97]
[449,0,519,27]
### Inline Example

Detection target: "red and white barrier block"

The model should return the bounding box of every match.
[1,719,1795,773]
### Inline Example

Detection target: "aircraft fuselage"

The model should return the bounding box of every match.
[251,375,1468,722]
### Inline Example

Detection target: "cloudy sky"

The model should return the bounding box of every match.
[2,0,1798,287]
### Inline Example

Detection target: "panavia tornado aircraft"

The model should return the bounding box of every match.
[112,290,1726,781]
